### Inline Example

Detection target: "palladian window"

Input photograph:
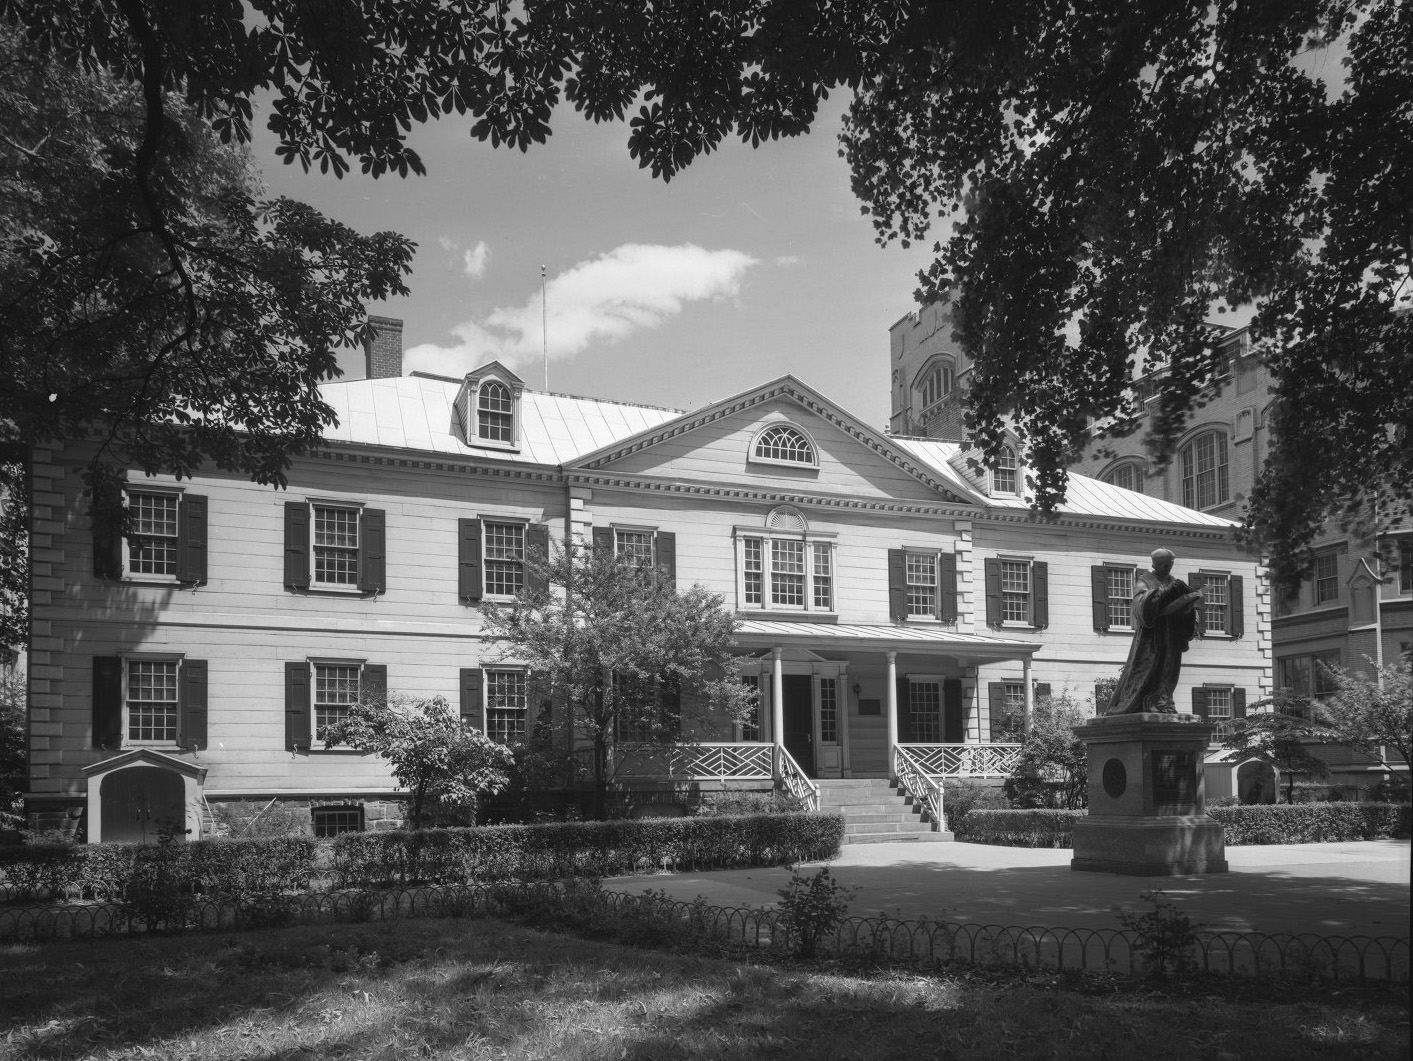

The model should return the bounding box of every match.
[753,424,816,465]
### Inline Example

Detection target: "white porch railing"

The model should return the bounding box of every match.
[609,742,774,781]
[774,745,821,812]
[892,745,944,827]
[898,743,1023,779]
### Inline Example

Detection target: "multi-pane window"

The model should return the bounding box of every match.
[1205,687,1233,719]
[1312,651,1341,698]
[314,664,360,738]
[1001,560,1031,623]
[1198,573,1229,634]
[1101,463,1143,493]
[993,447,1019,494]
[127,492,179,576]
[754,425,815,464]
[908,681,942,743]
[920,365,954,408]
[312,806,364,837]
[478,380,514,442]
[906,553,938,617]
[1106,567,1135,628]
[484,521,526,596]
[485,670,527,744]
[127,660,178,742]
[615,529,654,568]
[313,505,360,586]
[1180,431,1229,509]
[1399,540,1412,594]
[819,678,838,744]
[812,543,833,610]
[771,540,806,607]
[743,537,764,605]
[1313,550,1339,604]
[1276,652,1340,701]
[739,675,761,741]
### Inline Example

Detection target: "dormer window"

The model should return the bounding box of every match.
[993,446,1019,494]
[457,363,525,451]
[750,423,818,468]
[478,381,513,442]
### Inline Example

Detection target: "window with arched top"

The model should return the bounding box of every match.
[1101,462,1144,494]
[920,364,955,409]
[992,446,1019,494]
[478,380,514,443]
[765,506,807,532]
[1180,430,1229,509]
[751,424,817,466]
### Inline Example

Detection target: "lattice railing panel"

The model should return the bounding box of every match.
[900,743,1023,778]
[609,742,774,781]
[892,745,943,825]
[774,745,820,812]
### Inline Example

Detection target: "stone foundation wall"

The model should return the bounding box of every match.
[205,797,408,838]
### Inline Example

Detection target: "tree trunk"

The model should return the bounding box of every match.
[412,779,427,829]
[593,733,609,820]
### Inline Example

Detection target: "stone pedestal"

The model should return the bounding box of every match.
[1071,714,1227,875]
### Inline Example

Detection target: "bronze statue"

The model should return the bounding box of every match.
[1105,548,1204,715]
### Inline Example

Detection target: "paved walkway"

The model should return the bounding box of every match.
[608,840,1411,938]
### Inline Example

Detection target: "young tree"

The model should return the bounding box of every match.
[1222,702,1334,805]
[482,542,752,820]
[0,667,24,830]
[1323,658,1413,773]
[1004,693,1090,809]
[321,696,513,830]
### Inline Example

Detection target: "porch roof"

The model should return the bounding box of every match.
[732,619,1039,663]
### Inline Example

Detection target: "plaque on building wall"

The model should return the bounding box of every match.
[857,699,881,716]
[1152,751,1196,815]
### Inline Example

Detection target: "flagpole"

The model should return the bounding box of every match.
[541,264,548,391]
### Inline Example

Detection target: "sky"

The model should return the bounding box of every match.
[255,95,935,428]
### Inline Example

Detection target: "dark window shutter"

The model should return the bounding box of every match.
[988,682,1006,724]
[460,668,484,728]
[660,678,682,736]
[1035,682,1051,700]
[1091,565,1109,631]
[458,518,483,601]
[1032,561,1049,629]
[176,494,208,584]
[943,678,963,743]
[285,662,311,751]
[1233,688,1247,717]
[655,531,677,589]
[362,664,387,707]
[180,659,207,750]
[92,481,123,579]
[93,656,123,749]
[887,549,907,620]
[525,523,550,595]
[358,508,386,594]
[896,676,912,743]
[593,526,614,557]
[1187,572,1204,637]
[283,502,310,590]
[1228,575,1244,638]
[1192,687,1209,718]
[939,552,958,621]
[984,558,1002,625]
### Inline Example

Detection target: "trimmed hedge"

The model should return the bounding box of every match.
[0,836,318,901]
[330,813,844,887]
[1210,802,1411,845]
[1,813,843,899]
[954,808,1085,848]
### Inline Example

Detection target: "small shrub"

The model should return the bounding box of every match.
[941,778,1009,833]
[1208,802,1410,844]
[954,808,1084,847]
[696,791,805,817]
[1117,889,1202,979]
[776,866,856,958]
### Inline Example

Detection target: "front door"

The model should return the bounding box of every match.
[782,674,814,776]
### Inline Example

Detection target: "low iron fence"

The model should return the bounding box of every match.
[1,880,1405,984]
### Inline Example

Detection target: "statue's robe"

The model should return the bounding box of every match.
[1106,572,1200,715]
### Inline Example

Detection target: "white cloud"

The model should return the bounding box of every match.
[773,255,801,268]
[438,235,458,253]
[463,241,489,280]
[406,244,757,376]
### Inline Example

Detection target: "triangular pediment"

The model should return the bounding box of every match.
[82,747,207,780]
[566,377,981,507]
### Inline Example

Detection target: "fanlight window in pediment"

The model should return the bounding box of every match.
[753,424,816,466]
[765,506,807,532]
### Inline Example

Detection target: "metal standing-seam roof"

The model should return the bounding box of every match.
[734,619,1039,659]
[319,375,682,464]
[889,436,1236,527]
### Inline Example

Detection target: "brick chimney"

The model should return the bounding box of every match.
[363,316,404,379]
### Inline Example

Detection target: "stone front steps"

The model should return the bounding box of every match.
[815,778,951,844]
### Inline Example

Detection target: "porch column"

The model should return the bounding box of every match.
[771,647,785,759]
[886,651,898,781]
[1022,654,1034,737]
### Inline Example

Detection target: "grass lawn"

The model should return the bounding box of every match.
[1,918,1406,1060]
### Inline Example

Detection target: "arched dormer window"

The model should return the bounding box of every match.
[1100,460,1145,494]
[457,363,525,451]
[478,381,513,442]
[992,446,1019,494]
[1179,429,1229,509]
[750,423,818,468]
